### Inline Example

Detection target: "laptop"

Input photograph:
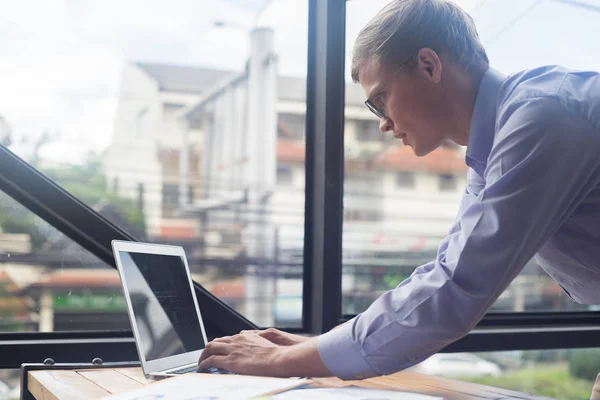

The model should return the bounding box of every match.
[111,240,226,379]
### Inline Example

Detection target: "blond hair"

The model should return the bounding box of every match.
[351,0,489,82]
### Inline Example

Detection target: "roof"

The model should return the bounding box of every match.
[277,139,468,174]
[277,140,305,164]
[0,297,29,313]
[137,63,232,94]
[374,146,469,174]
[136,62,366,106]
[0,271,18,293]
[205,278,245,299]
[27,269,121,290]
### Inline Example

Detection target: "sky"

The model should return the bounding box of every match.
[1,0,599,164]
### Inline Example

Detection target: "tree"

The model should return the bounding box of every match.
[568,349,600,381]
[0,155,146,250]
[40,157,146,235]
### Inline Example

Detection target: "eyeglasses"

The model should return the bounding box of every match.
[364,57,412,120]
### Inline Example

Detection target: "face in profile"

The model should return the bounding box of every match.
[359,49,453,157]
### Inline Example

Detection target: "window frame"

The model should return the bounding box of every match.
[0,144,257,368]
[326,0,600,350]
[0,0,599,372]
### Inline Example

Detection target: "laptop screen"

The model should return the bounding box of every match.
[118,251,205,361]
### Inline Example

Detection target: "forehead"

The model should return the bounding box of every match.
[358,59,392,98]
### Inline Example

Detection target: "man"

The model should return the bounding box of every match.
[198,0,600,380]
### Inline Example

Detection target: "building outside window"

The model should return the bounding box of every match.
[276,165,294,185]
[355,119,384,142]
[136,108,149,138]
[438,173,457,192]
[396,171,415,188]
[278,113,305,140]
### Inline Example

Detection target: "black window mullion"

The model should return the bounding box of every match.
[303,0,347,334]
[343,311,600,328]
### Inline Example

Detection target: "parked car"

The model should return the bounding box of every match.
[0,379,19,400]
[1,385,19,400]
[0,381,10,396]
[414,353,502,378]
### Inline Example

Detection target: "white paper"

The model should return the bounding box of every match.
[270,386,443,400]
[102,375,307,400]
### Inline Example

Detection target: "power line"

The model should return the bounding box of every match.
[551,0,600,13]
[469,0,494,15]
[486,0,545,46]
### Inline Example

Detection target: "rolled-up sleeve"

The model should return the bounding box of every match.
[317,96,600,379]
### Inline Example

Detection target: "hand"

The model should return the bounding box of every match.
[197,331,289,376]
[197,331,332,378]
[240,328,311,346]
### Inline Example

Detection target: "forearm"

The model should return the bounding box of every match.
[278,337,333,378]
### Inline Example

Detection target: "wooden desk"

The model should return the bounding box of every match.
[27,367,553,400]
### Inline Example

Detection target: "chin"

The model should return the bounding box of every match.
[412,146,434,157]
[412,141,441,157]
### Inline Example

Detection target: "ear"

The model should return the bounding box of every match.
[416,48,442,83]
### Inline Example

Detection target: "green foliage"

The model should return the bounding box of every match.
[383,273,408,289]
[568,349,600,381]
[0,197,49,249]
[0,158,146,249]
[466,365,593,400]
[522,349,567,363]
[39,159,146,233]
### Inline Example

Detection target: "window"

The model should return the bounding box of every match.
[3,0,308,330]
[278,113,305,140]
[416,348,600,400]
[136,108,149,138]
[0,369,19,398]
[276,165,294,185]
[0,116,11,146]
[343,0,600,320]
[396,171,415,188]
[438,174,457,192]
[343,209,381,222]
[162,183,180,217]
[0,191,128,333]
[344,2,469,314]
[0,1,598,386]
[355,120,383,142]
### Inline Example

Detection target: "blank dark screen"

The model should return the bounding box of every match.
[119,251,205,361]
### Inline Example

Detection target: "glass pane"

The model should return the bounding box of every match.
[0,369,19,400]
[413,348,600,400]
[342,0,598,315]
[0,191,128,332]
[1,0,307,328]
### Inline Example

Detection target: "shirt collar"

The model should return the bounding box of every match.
[466,67,506,178]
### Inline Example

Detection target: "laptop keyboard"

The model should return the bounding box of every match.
[171,365,231,374]
[171,365,198,374]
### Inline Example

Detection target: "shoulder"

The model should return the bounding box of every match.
[497,65,600,128]
[488,92,598,181]
[493,67,569,137]
[499,66,569,104]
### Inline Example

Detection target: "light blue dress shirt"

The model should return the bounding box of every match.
[317,66,600,380]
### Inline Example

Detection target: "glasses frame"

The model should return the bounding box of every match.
[364,57,413,120]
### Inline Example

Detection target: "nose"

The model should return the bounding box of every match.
[379,118,393,133]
